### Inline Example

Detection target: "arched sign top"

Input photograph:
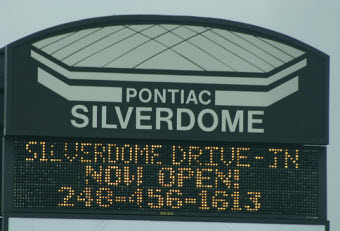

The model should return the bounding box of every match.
[4,15,329,144]
[30,20,305,74]
[8,15,327,57]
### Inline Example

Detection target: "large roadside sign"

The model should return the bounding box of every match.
[1,15,329,231]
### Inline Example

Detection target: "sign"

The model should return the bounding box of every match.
[2,15,329,230]
[4,137,326,220]
[4,15,329,144]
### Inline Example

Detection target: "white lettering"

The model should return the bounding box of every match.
[102,106,117,129]
[154,89,166,103]
[92,105,98,128]
[71,105,89,128]
[156,108,173,130]
[177,108,195,131]
[248,111,264,133]
[180,89,185,104]
[136,107,152,130]
[139,88,152,103]
[198,90,211,105]
[115,106,133,129]
[125,88,212,106]
[186,90,198,104]
[198,109,218,132]
[70,105,265,134]
[221,110,244,132]
[126,88,137,102]
[168,89,179,103]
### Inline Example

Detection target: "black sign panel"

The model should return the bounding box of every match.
[3,137,326,220]
[0,48,4,129]
[4,15,329,144]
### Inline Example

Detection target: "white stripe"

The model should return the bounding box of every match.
[234,33,294,63]
[38,68,122,102]
[211,29,274,72]
[41,28,99,54]
[31,50,306,86]
[227,31,285,67]
[33,33,73,49]
[202,31,264,72]
[215,77,299,107]
[53,27,117,61]
[261,38,305,58]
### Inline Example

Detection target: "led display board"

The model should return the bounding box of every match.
[1,15,329,230]
[2,137,325,220]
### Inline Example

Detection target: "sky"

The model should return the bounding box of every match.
[1,0,339,230]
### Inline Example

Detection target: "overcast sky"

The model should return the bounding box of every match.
[1,0,339,230]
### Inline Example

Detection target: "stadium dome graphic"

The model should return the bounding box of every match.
[30,19,307,107]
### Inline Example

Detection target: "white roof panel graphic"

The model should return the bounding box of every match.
[30,22,308,107]
[32,24,305,73]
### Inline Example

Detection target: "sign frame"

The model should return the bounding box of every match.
[1,15,330,230]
